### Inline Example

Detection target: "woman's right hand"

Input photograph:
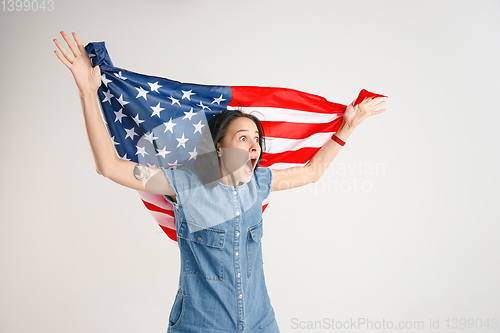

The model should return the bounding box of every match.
[53,31,101,97]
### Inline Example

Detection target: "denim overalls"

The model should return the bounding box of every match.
[161,166,280,333]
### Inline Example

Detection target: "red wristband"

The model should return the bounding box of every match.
[331,133,346,146]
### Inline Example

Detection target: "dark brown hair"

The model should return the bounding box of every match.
[191,110,266,188]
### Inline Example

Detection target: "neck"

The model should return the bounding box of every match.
[219,160,242,186]
[219,172,241,186]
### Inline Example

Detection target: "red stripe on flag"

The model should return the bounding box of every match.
[141,199,175,217]
[260,147,320,167]
[260,117,344,140]
[158,224,178,242]
[139,191,174,210]
[149,210,175,229]
[230,86,345,113]
[354,89,387,106]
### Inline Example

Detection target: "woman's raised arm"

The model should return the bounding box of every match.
[53,31,174,196]
[271,97,386,191]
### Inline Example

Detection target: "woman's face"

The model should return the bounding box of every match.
[217,117,261,184]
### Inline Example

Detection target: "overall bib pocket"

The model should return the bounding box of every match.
[168,290,186,330]
[247,220,264,277]
[178,221,226,281]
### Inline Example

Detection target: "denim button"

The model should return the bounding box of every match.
[236,231,240,237]
[236,211,240,216]
[239,294,243,299]
[237,273,240,277]
[233,191,237,195]
[235,252,239,256]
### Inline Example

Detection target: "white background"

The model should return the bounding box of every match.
[1,1,499,332]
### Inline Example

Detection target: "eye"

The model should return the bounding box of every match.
[239,135,259,142]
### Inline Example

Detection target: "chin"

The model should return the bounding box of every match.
[238,169,253,183]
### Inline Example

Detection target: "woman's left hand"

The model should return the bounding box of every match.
[343,97,387,129]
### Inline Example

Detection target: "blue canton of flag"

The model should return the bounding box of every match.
[85,42,230,170]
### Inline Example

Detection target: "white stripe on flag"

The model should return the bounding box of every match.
[263,132,334,154]
[267,162,308,170]
[229,106,342,124]
[150,211,175,229]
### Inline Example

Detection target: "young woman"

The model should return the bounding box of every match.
[53,31,386,332]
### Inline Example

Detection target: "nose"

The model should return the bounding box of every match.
[250,140,259,153]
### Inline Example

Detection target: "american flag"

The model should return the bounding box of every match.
[85,41,385,242]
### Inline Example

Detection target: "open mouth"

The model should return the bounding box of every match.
[244,157,257,175]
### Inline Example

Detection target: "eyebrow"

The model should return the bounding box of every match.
[233,129,259,137]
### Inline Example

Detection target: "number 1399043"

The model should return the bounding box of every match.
[2,0,54,11]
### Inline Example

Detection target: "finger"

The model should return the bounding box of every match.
[361,96,379,105]
[370,100,386,109]
[366,97,383,104]
[365,99,385,110]
[53,38,75,64]
[363,97,381,103]
[60,31,80,58]
[371,109,386,115]
[72,32,88,58]
[54,49,73,69]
